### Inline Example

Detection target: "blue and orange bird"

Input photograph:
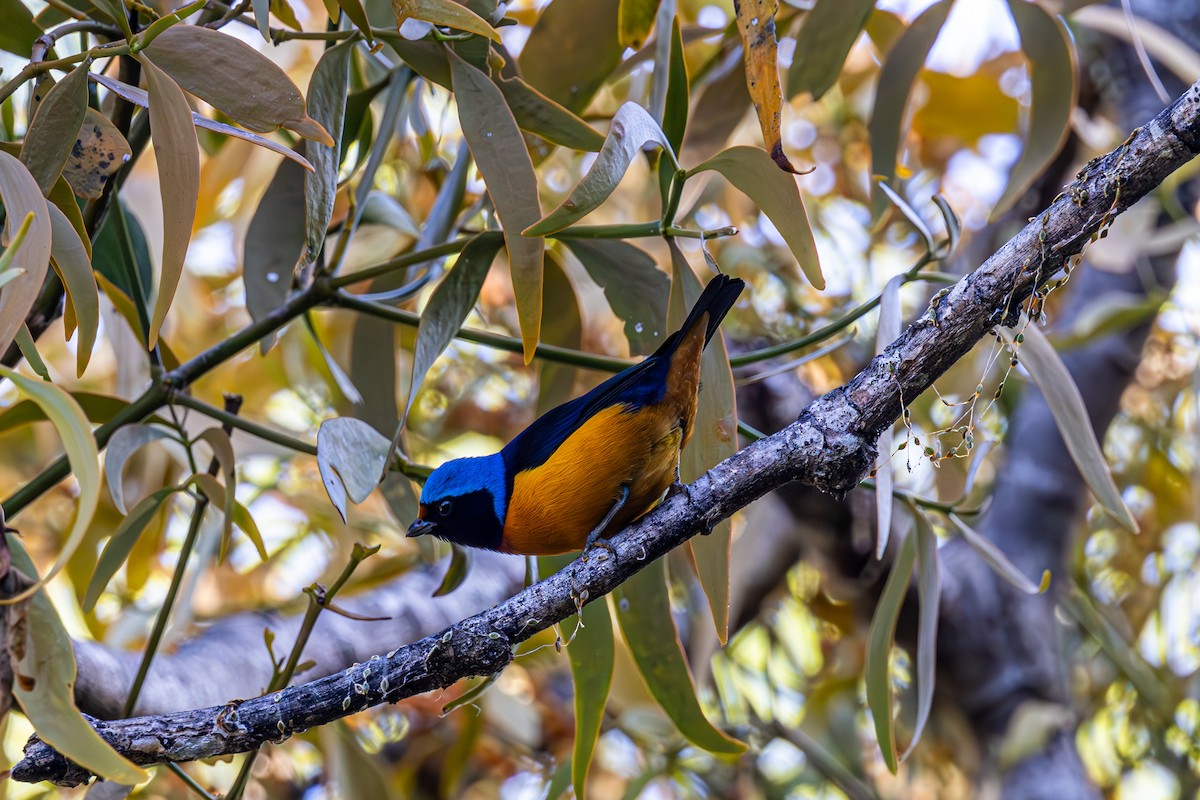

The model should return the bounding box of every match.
[406,274,745,556]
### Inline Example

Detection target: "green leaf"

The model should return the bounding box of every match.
[19,60,89,195]
[619,0,660,49]
[0,0,43,57]
[252,0,270,39]
[84,487,177,611]
[90,73,314,173]
[496,75,605,152]
[317,417,393,521]
[244,157,306,353]
[14,323,48,380]
[306,315,362,405]
[325,721,399,800]
[337,0,375,42]
[868,0,953,196]
[301,38,354,279]
[47,202,99,377]
[787,0,874,101]
[901,508,940,762]
[668,243,736,642]
[391,0,501,42]
[48,177,90,258]
[662,16,689,154]
[376,33,452,89]
[999,324,1137,532]
[876,178,935,255]
[948,513,1049,595]
[991,1,1076,219]
[680,53,751,165]
[536,253,582,416]
[613,557,745,754]
[864,526,916,773]
[92,200,152,336]
[0,391,142,434]
[449,51,544,364]
[0,152,52,355]
[138,53,200,349]
[874,275,903,558]
[403,232,504,425]
[932,193,961,255]
[433,544,473,596]
[144,25,333,145]
[687,145,823,289]
[519,0,622,113]
[564,239,669,356]
[105,424,177,514]
[0,367,100,604]
[6,540,148,784]
[232,499,268,561]
[196,427,238,560]
[546,552,615,800]
[526,102,673,237]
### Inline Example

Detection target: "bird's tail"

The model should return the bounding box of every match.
[683,273,745,347]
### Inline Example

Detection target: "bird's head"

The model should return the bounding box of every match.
[407,454,506,551]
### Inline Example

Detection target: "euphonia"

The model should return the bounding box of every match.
[407,273,744,556]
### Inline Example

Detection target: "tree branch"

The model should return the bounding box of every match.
[14,77,1200,788]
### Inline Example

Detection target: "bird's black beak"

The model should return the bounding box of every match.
[407,518,437,538]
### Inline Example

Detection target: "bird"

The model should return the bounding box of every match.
[406,273,745,556]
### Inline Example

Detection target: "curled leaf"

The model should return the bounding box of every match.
[391,0,501,42]
[318,417,393,522]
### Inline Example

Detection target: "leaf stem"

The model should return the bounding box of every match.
[328,237,471,289]
[172,394,318,456]
[165,762,219,800]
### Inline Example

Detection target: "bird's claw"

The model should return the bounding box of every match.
[581,539,617,564]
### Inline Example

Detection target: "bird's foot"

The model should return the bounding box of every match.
[581,539,617,563]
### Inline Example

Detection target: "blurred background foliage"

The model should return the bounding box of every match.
[0,0,1198,797]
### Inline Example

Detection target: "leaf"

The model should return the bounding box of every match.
[991,1,1076,219]
[391,0,501,42]
[519,0,622,113]
[19,60,89,195]
[876,178,935,255]
[949,513,1049,595]
[999,324,1137,532]
[536,253,582,418]
[0,391,145,434]
[300,38,354,280]
[337,0,374,42]
[546,552,615,800]
[317,417,393,522]
[244,157,306,353]
[680,51,752,165]
[6,540,148,784]
[48,178,90,260]
[47,203,99,377]
[307,315,363,405]
[84,487,176,611]
[788,0,874,101]
[613,558,745,754]
[874,275,903,558]
[687,145,823,289]
[526,103,673,237]
[868,0,952,195]
[932,193,961,255]
[496,76,605,152]
[734,0,797,173]
[325,721,398,800]
[15,324,49,380]
[564,239,669,356]
[137,54,200,349]
[0,368,100,604]
[432,544,473,596]
[619,0,660,49]
[196,427,238,560]
[449,51,544,364]
[144,25,333,145]
[403,232,504,424]
[90,73,313,173]
[0,152,52,356]
[864,526,916,773]
[232,500,268,561]
[105,424,177,514]
[662,16,689,154]
[252,0,270,39]
[901,508,940,762]
[376,32,452,89]
[668,244,737,643]
[0,0,42,57]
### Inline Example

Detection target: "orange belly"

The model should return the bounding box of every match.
[501,404,684,555]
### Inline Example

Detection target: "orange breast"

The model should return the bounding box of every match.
[501,404,686,555]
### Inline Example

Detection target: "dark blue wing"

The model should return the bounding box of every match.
[501,354,670,475]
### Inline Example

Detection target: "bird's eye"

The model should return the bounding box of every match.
[437,500,453,517]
